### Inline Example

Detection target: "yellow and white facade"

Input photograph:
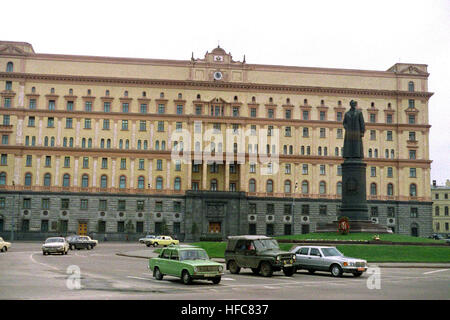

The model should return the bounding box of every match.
[0,41,433,240]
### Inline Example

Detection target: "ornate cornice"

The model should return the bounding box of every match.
[0,72,434,100]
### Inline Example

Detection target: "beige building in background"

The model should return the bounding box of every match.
[0,41,433,240]
[431,180,450,235]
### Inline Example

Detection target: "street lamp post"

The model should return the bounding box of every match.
[147,183,151,235]
[291,182,298,235]
[11,181,15,241]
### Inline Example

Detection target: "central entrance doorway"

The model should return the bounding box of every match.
[208,222,221,234]
[78,222,88,236]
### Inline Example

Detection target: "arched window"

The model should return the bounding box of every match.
[138,176,145,189]
[44,136,49,147]
[119,139,123,149]
[289,145,293,155]
[368,148,372,158]
[197,94,201,100]
[249,179,256,192]
[335,147,339,156]
[409,184,417,197]
[155,140,160,150]
[124,90,128,97]
[24,173,32,186]
[81,174,89,188]
[106,139,111,148]
[161,141,166,150]
[391,149,395,159]
[143,140,148,150]
[374,149,378,158]
[100,175,108,188]
[137,140,142,150]
[125,139,129,149]
[210,179,218,191]
[63,137,68,147]
[82,138,86,148]
[385,149,389,159]
[411,223,419,237]
[88,138,92,148]
[119,176,127,189]
[301,181,309,194]
[44,173,51,187]
[174,177,181,191]
[284,180,291,193]
[62,174,70,187]
[50,137,55,146]
[387,183,394,196]
[100,139,105,149]
[435,206,440,216]
[337,182,342,195]
[252,96,256,102]
[301,146,305,155]
[283,145,287,155]
[0,172,6,185]
[178,93,183,99]
[156,177,163,190]
[105,90,110,96]
[266,180,273,193]
[370,183,377,196]
[408,81,415,92]
[6,62,13,72]
[160,92,164,99]
[319,181,326,194]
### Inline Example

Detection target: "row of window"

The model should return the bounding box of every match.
[434,206,449,216]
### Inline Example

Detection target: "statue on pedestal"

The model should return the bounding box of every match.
[343,100,365,159]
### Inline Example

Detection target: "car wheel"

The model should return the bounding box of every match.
[70,245,74,250]
[330,264,343,277]
[212,277,221,284]
[260,262,273,277]
[154,267,163,280]
[251,267,260,275]
[228,260,240,274]
[308,269,316,274]
[1,246,5,252]
[182,270,192,285]
[353,271,363,277]
[43,251,47,255]
[64,250,68,255]
[283,266,295,277]
[4,247,7,252]
[153,242,159,247]
[146,243,151,247]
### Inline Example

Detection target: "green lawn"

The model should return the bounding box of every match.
[188,241,450,262]
[275,233,445,243]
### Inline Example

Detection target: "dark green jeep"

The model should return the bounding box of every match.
[225,235,296,277]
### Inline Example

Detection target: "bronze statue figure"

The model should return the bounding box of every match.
[343,100,365,159]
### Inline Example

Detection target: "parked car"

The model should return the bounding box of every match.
[66,235,98,250]
[42,237,69,255]
[148,245,224,284]
[428,233,445,240]
[0,237,11,252]
[146,235,179,247]
[139,234,156,245]
[291,246,367,277]
[225,235,296,277]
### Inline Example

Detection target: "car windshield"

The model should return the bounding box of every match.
[253,239,279,250]
[321,247,343,257]
[179,249,209,261]
[46,238,64,243]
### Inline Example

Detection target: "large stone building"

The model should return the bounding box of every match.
[431,180,450,236]
[0,41,433,240]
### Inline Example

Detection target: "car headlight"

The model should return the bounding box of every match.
[276,256,280,262]
[194,267,198,272]
[219,266,224,272]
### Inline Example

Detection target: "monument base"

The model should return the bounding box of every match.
[316,220,393,234]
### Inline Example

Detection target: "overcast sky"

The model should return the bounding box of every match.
[2,0,449,185]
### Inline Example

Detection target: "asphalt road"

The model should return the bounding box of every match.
[1,242,449,300]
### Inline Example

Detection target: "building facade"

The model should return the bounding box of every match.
[431,180,450,235]
[0,41,433,240]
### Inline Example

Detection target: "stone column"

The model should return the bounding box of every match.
[202,162,207,190]
[187,161,192,190]
[225,162,230,191]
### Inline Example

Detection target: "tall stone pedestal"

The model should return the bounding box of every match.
[340,159,369,221]
[316,220,393,233]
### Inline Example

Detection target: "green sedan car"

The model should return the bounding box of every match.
[148,245,224,285]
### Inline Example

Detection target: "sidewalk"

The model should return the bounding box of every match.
[116,249,450,268]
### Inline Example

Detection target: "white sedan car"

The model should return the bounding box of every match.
[0,237,11,252]
[42,237,69,255]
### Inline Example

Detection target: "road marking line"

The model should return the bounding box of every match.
[222,278,236,281]
[29,253,60,271]
[127,276,151,281]
[422,269,449,275]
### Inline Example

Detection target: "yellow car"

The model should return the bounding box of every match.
[0,237,11,252]
[147,235,179,247]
